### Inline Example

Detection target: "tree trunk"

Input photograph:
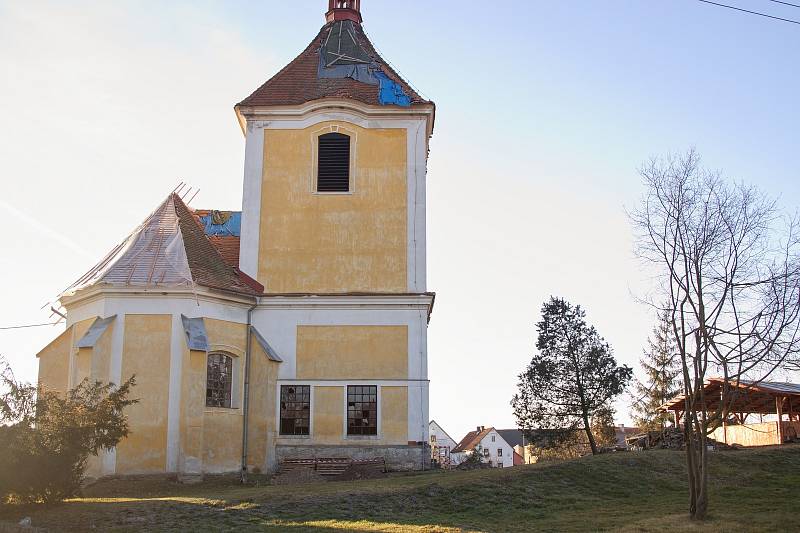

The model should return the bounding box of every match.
[684,409,698,517]
[694,416,709,520]
[684,401,710,521]
[583,412,598,455]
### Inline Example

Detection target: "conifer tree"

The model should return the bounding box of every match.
[512,297,632,455]
[631,306,682,432]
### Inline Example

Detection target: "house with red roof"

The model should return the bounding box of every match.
[452,426,515,468]
[35,0,436,478]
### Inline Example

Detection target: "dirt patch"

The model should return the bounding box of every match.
[270,467,327,486]
[333,464,388,482]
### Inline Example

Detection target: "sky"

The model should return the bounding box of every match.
[1,0,799,441]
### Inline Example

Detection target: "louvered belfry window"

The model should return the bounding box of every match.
[317,132,351,192]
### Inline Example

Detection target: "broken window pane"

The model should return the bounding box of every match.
[280,385,310,435]
[206,353,233,408]
[347,385,377,435]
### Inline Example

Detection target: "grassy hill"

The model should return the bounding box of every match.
[2,445,799,532]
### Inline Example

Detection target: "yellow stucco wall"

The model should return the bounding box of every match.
[201,318,246,473]
[70,318,96,387]
[296,326,408,380]
[299,385,408,445]
[258,122,408,293]
[36,327,73,394]
[177,318,279,474]
[180,346,206,474]
[313,386,345,444]
[381,386,408,445]
[247,338,279,472]
[92,321,114,383]
[116,314,171,474]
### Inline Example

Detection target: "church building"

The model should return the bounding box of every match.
[36,0,436,476]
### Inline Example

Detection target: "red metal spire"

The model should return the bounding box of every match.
[326,0,362,24]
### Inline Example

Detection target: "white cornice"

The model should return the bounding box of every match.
[234,99,435,140]
[256,293,434,312]
[60,287,436,317]
[60,286,257,310]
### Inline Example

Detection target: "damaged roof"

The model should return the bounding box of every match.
[192,209,241,269]
[237,20,430,109]
[63,194,261,298]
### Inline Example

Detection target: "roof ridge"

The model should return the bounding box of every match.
[171,194,263,296]
[236,25,325,107]
[352,22,423,102]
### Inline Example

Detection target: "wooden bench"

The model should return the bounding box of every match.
[279,457,386,476]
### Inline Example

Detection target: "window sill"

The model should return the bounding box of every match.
[344,435,382,441]
[312,191,354,196]
[204,407,240,414]
[277,434,311,440]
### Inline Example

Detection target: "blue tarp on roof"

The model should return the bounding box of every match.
[375,71,411,107]
[199,211,241,236]
[318,20,411,108]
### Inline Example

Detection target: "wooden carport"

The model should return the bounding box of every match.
[662,378,800,446]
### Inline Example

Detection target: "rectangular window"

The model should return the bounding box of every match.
[280,385,310,435]
[491,435,495,442]
[347,385,377,435]
[317,132,350,192]
[497,448,503,457]
[483,448,490,457]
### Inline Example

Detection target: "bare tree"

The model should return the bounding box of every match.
[630,149,800,520]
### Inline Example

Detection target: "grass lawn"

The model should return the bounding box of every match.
[1,445,799,532]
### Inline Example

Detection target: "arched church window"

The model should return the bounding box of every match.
[206,353,233,408]
[317,132,351,192]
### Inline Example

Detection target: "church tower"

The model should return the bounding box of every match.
[236,1,435,468]
[35,1,435,477]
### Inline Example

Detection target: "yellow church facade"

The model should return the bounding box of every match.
[36,1,435,477]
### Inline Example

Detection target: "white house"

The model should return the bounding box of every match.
[452,426,514,468]
[429,420,459,466]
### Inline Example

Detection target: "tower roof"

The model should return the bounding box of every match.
[237,19,430,109]
[63,194,262,298]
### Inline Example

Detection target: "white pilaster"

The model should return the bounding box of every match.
[239,120,267,279]
[104,313,125,475]
[166,314,184,472]
[407,119,428,292]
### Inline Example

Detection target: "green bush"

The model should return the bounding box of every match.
[0,358,137,503]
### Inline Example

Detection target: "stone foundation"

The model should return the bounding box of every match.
[275,444,429,471]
